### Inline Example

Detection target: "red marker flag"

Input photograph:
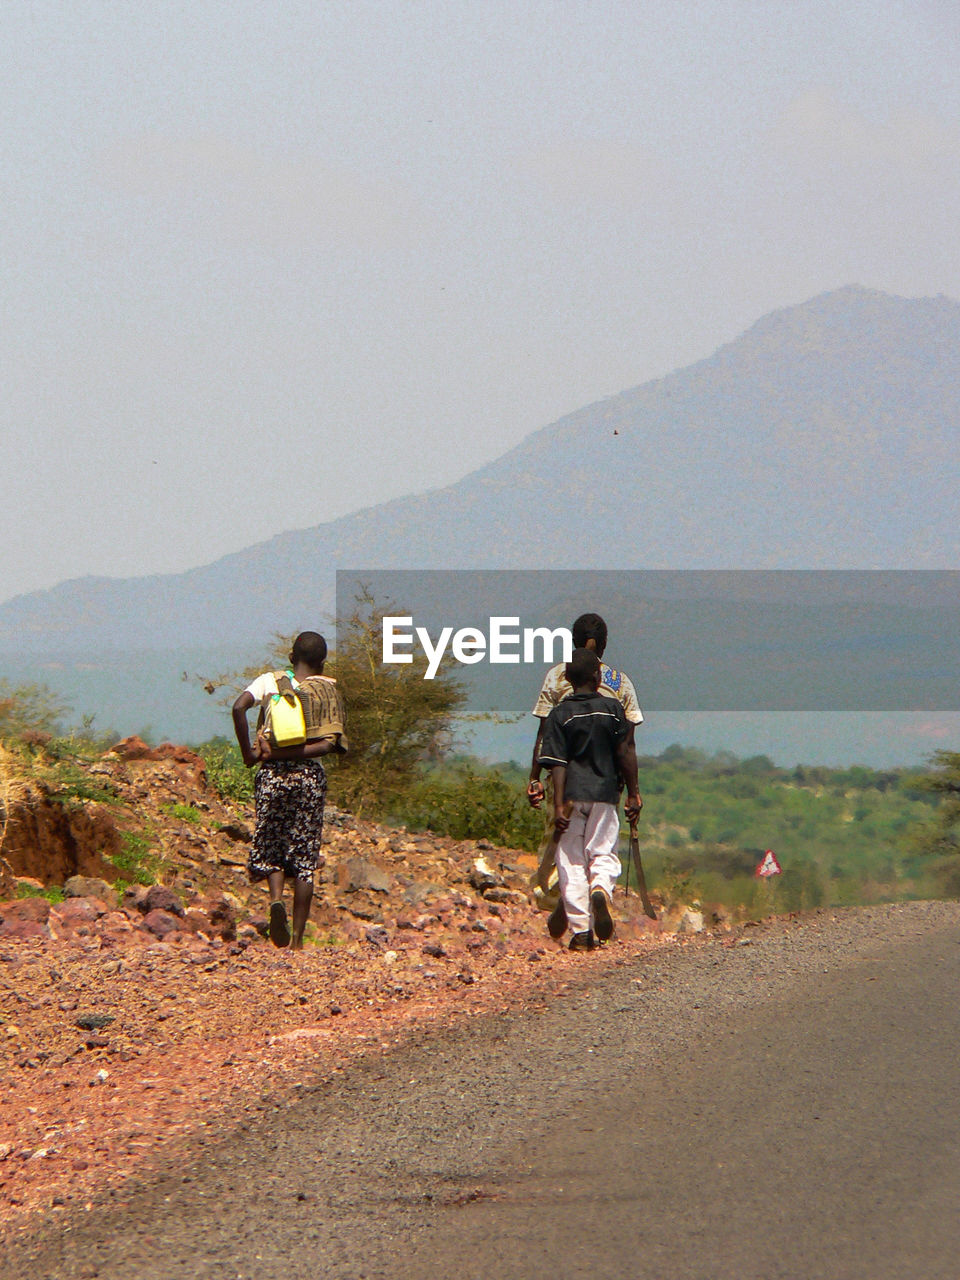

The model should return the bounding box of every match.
[756,850,782,878]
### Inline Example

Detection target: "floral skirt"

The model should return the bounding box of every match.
[248,760,327,883]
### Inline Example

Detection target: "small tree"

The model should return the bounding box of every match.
[200,589,465,818]
[0,680,71,747]
[325,589,466,815]
[911,750,960,861]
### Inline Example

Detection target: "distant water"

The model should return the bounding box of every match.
[2,644,955,767]
[0,646,258,745]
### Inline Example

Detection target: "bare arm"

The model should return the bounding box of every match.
[616,723,636,785]
[527,716,548,807]
[616,735,642,824]
[231,691,261,768]
[550,765,569,830]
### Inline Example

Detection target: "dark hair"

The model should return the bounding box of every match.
[566,647,601,689]
[571,613,607,657]
[291,631,328,670]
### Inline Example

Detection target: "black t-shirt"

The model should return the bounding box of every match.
[538,691,629,804]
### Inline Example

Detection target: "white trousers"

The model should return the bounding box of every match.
[555,801,622,935]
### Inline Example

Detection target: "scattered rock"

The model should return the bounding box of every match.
[75,1014,115,1031]
[678,908,705,934]
[0,897,51,925]
[122,884,151,913]
[249,914,270,938]
[199,890,238,940]
[468,858,502,893]
[0,917,50,941]
[400,882,439,907]
[142,885,185,918]
[219,821,251,843]
[97,911,135,943]
[336,858,392,895]
[481,887,525,905]
[272,1028,332,1045]
[182,908,213,935]
[63,876,118,907]
[216,848,248,868]
[617,914,662,940]
[140,909,182,938]
[52,897,109,929]
[110,738,207,785]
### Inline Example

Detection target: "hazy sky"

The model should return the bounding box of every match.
[4,0,959,602]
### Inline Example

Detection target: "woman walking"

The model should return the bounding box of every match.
[232,631,347,950]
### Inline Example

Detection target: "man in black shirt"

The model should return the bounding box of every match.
[538,649,642,949]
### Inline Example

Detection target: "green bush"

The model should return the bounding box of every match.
[40,762,122,807]
[195,738,255,804]
[395,760,543,850]
[108,831,161,885]
[15,883,65,904]
[162,802,204,825]
[632,745,943,913]
[0,680,71,744]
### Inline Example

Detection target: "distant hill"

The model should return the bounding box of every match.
[2,285,958,658]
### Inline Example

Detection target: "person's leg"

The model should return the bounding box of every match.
[290,877,314,950]
[284,762,327,951]
[583,803,622,941]
[555,804,591,939]
[249,764,292,948]
[266,869,291,947]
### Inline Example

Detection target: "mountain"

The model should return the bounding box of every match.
[2,285,958,656]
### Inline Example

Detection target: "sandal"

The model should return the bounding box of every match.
[269,900,291,948]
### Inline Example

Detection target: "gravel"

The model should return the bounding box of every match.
[5,899,960,1280]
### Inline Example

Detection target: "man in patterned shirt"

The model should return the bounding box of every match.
[526,613,643,939]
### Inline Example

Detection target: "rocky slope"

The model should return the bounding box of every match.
[0,739,706,1239]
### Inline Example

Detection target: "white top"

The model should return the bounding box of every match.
[244,671,338,701]
[531,660,643,724]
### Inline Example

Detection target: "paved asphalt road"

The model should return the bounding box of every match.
[7,900,960,1280]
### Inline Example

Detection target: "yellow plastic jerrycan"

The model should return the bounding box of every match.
[267,673,306,747]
